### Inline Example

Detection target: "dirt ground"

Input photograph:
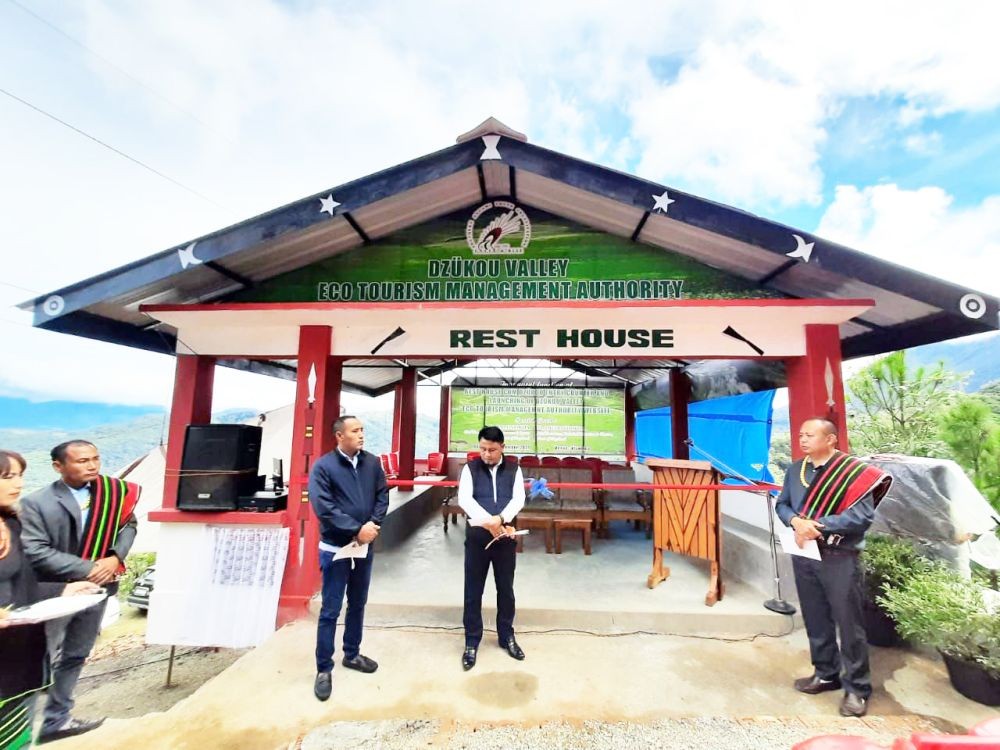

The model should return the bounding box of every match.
[70,605,245,721]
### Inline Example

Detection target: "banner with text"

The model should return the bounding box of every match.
[234,206,783,304]
[450,386,625,456]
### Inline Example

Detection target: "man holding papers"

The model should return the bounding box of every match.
[309,416,389,702]
[458,426,526,671]
[775,418,892,718]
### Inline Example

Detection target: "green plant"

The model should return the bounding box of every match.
[860,534,930,600]
[879,565,1000,677]
[117,551,156,600]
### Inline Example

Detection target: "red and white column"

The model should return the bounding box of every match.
[162,355,215,510]
[786,323,849,460]
[279,325,342,624]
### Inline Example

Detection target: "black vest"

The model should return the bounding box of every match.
[468,457,517,516]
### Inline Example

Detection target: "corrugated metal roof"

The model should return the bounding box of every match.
[21,119,998,394]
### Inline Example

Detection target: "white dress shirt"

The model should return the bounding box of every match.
[457,461,525,526]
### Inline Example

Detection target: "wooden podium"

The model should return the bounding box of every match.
[645,458,724,606]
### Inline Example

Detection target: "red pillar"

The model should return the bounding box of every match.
[162,355,215,509]
[786,324,849,460]
[438,385,451,454]
[391,383,402,453]
[397,368,417,480]
[278,326,341,625]
[624,386,637,462]
[669,368,691,460]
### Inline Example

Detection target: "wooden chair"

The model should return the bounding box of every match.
[599,465,652,538]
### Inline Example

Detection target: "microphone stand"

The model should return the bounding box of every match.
[684,438,796,616]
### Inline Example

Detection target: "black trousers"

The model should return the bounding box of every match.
[463,524,516,648]
[792,551,871,698]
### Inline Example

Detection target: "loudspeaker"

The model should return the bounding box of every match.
[177,424,263,511]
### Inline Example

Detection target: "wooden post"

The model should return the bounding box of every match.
[397,368,417,480]
[624,386,637,462]
[438,385,451,454]
[669,368,691,460]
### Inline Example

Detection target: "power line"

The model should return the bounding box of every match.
[4,0,235,146]
[0,86,229,211]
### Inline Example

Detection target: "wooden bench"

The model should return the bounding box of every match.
[516,514,554,553]
[553,517,592,555]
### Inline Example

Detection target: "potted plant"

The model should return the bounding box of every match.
[860,535,927,647]
[880,565,1000,706]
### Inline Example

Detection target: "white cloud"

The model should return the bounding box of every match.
[3,0,1000,410]
[904,131,943,155]
[816,184,1000,296]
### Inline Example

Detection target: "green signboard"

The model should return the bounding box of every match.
[449,386,625,456]
[234,205,782,304]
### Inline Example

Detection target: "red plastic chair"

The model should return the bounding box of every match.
[379,454,397,479]
[421,452,445,475]
[519,456,540,470]
[466,451,479,463]
[388,452,400,477]
[541,456,562,467]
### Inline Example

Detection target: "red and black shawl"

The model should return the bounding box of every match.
[801,452,892,520]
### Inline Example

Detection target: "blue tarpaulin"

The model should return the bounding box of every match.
[635,390,775,483]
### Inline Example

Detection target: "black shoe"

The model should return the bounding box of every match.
[793,673,842,694]
[501,637,525,661]
[839,692,868,717]
[342,654,378,673]
[37,717,105,744]
[314,671,332,701]
[462,647,478,671]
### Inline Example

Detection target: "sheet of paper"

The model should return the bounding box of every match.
[777,526,822,560]
[333,542,370,561]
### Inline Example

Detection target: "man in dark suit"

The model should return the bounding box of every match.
[309,416,389,702]
[775,418,890,718]
[458,425,526,671]
[20,440,138,743]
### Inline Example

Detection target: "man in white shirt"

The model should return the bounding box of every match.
[458,426,526,670]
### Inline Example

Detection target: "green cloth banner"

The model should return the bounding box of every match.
[450,387,625,456]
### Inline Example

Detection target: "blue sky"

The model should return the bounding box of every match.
[0,0,997,409]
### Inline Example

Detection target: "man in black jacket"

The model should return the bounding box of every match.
[775,417,888,718]
[309,416,388,701]
[458,426,526,671]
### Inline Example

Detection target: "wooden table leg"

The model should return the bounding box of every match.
[583,524,592,555]
[647,548,670,588]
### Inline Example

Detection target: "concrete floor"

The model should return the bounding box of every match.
[50,516,1000,749]
[366,517,792,636]
[56,621,998,750]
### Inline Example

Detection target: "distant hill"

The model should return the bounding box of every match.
[0,396,162,430]
[904,332,1000,392]
[0,406,256,494]
[0,398,437,495]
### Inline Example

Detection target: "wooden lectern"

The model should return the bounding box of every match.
[645,458,724,606]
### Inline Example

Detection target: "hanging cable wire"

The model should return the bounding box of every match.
[4,0,235,145]
[0,86,229,211]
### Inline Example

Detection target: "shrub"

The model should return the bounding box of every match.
[860,534,931,600]
[879,565,1000,677]
[117,551,156,600]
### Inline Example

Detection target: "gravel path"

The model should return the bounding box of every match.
[299,715,950,750]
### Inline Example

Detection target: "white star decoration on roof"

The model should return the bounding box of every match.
[786,234,815,263]
[481,135,502,160]
[651,191,674,213]
[319,195,340,215]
